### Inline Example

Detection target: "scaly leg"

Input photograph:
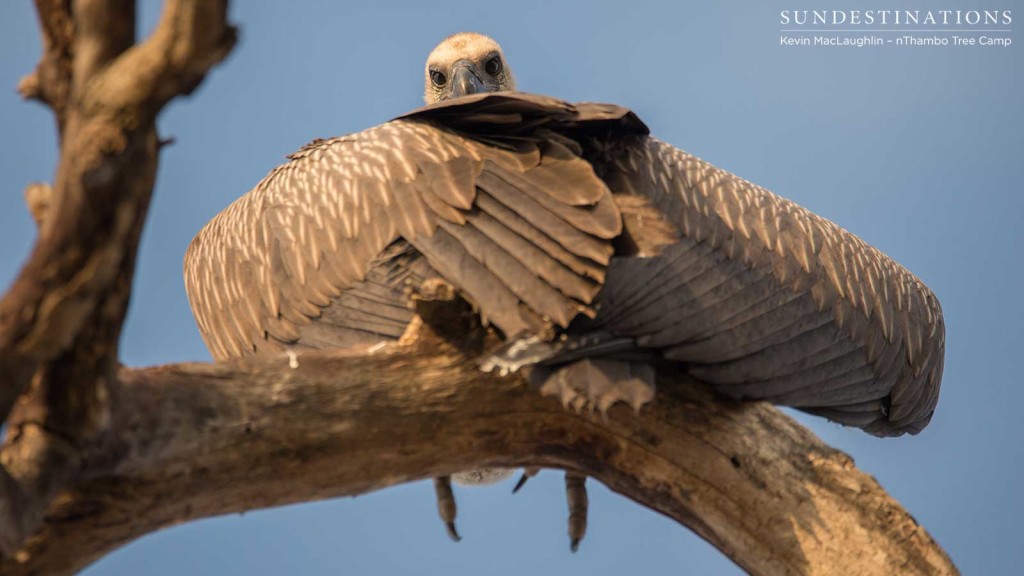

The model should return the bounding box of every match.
[511,468,589,550]
[565,472,588,552]
[433,476,461,541]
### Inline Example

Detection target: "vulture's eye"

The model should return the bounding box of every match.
[484,56,502,76]
[430,70,446,87]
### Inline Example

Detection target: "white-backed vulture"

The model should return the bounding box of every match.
[184,32,945,551]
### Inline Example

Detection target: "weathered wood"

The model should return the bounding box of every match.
[0,0,235,423]
[0,346,956,576]
[18,0,74,130]
[0,0,235,556]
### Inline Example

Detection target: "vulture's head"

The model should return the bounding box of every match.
[424,32,516,104]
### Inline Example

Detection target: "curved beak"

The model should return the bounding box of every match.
[449,60,486,98]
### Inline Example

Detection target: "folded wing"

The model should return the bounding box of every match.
[184,96,624,362]
[589,134,944,436]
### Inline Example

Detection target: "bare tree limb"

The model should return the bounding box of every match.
[0,0,235,555]
[0,0,235,418]
[18,0,74,130]
[104,0,236,112]
[0,346,957,576]
[70,0,136,98]
[22,183,52,228]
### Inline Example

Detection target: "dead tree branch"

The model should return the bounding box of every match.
[0,346,957,576]
[0,0,235,556]
[17,0,74,130]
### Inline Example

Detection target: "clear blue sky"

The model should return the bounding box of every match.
[1,1,1021,574]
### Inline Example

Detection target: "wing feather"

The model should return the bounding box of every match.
[595,136,944,436]
[186,96,623,359]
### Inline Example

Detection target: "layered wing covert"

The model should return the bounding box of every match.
[184,95,629,361]
[589,135,944,436]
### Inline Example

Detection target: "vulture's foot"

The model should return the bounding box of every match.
[433,476,461,541]
[530,358,656,415]
[566,472,588,552]
[437,467,588,551]
[434,469,516,542]
[511,468,589,551]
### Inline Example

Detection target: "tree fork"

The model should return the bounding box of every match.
[0,0,235,558]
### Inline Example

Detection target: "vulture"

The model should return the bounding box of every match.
[184,32,945,550]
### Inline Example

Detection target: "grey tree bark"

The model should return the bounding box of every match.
[0,2,957,575]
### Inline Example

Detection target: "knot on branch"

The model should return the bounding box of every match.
[16,74,42,102]
[23,183,52,230]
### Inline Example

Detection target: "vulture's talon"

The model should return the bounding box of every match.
[512,474,530,494]
[512,467,540,494]
[433,476,461,543]
[445,521,462,542]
